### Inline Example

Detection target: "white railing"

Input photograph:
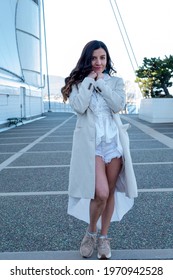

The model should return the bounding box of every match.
[43,101,74,113]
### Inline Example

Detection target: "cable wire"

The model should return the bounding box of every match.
[113,0,138,68]
[109,0,138,74]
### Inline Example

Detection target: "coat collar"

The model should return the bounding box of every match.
[103,73,111,81]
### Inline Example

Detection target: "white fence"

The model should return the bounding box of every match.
[43,101,139,114]
[44,101,74,113]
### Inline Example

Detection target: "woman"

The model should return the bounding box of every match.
[61,40,137,259]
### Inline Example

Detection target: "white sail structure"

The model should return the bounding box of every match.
[0,0,22,81]
[0,0,44,126]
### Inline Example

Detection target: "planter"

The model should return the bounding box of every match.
[139,98,173,123]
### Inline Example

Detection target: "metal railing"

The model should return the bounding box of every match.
[43,101,74,113]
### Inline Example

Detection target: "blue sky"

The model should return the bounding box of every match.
[44,0,173,82]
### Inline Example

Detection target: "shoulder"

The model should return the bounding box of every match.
[107,75,125,88]
[104,73,124,83]
[110,76,124,83]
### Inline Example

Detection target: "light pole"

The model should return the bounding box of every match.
[42,0,51,112]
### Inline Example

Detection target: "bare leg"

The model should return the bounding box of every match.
[88,156,109,233]
[100,157,122,236]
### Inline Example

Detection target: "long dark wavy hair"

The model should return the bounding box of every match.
[61,40,116,102]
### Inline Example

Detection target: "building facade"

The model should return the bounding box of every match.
[0,0,44,127]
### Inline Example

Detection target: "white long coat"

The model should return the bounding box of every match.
[68,75,138,204]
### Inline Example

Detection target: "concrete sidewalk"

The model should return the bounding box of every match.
[0,112,173,260]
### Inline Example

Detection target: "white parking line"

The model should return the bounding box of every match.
[0,191,68,197]
[1,188,173,197]
[3,162,173,169]
[0,248,172,260]
[5,165,70,169]
[133,162,173,165]
[0,115,74,172]
[121,116,173,149]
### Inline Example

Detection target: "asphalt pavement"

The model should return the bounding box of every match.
[0,112,173,260]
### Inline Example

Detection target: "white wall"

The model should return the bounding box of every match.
[139,98,173,123]
[0,83,43,126]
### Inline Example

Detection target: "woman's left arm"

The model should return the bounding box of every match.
[95,77,126,113]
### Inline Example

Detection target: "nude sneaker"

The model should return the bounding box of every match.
[80,232,97,258]
[97,237,111,259]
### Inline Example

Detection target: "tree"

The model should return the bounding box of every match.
[135,55,173,98]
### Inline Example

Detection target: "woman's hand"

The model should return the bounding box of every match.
[88,71,97,80]
[88,71,104,80]
[96,72,104,80]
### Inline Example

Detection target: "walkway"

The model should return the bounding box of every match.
[0,112,173,260]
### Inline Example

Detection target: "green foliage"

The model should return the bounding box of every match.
[135,55,173,98]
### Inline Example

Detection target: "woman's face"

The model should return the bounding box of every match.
[91,48,107,74]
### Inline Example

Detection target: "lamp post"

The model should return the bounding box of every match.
[42,0,51,112]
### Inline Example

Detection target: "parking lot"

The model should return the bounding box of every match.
[0,112,173,259]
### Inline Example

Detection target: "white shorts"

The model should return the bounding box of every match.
[95,140,122,164]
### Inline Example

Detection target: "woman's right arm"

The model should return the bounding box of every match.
[69,77,94,114]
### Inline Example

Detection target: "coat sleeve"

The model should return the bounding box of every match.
[95,77,125,113]
[69,77,94,114]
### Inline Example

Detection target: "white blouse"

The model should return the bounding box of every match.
[89,75,123,155]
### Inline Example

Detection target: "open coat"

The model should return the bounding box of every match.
[68,75,138,203]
